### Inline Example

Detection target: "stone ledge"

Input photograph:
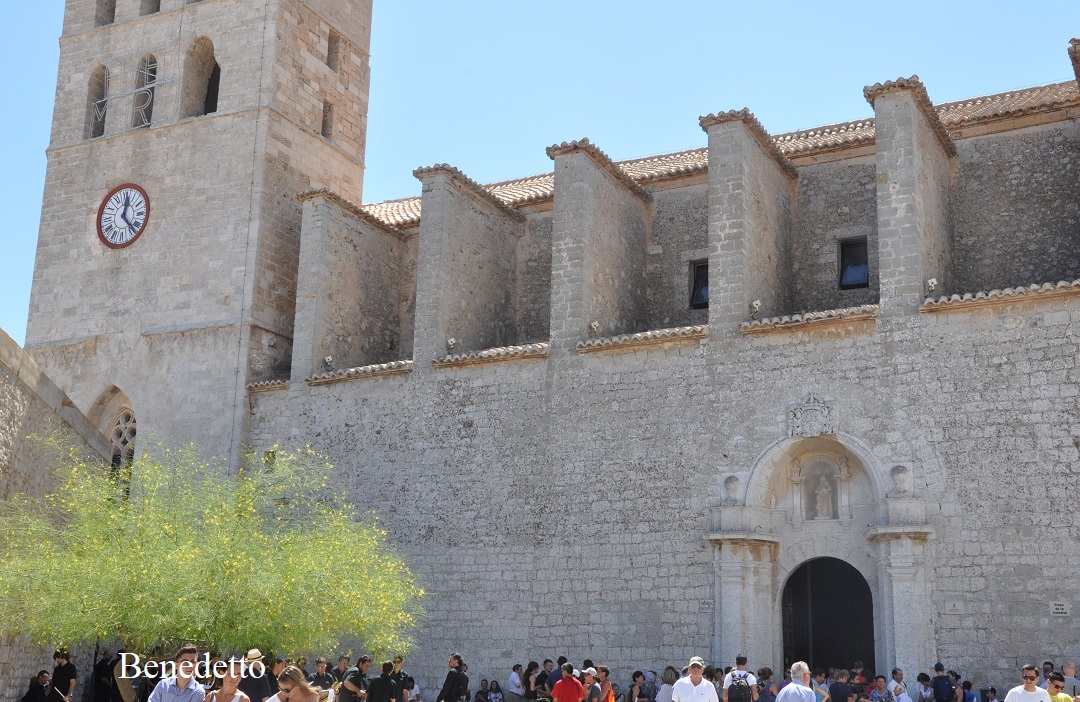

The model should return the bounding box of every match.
[740,305,879,334]
[864,75,958,157]
[920,280,1080,312]
[699,108,798,179]
[546,138,653,202]
[413,164,527,222]
[704,531,782,546]
[306,360,414,386]
[299,189,410,241]
[577,325,708,353]
[247,379,289,393]
[864,525,935,544]
[432,343,550,368]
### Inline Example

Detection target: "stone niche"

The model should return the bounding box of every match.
[760,436,877,524]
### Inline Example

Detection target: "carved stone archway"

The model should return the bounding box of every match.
[707,397,934,674]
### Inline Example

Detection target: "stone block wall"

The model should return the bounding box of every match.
[704,115,795,325]
[645,182,710,329]
[515,212,555,344]
[413,169,527,359]
[950,120,1080,292]
[790,159,880,312]
[548,146,651,347]
[292,194,412,380]
[0,326,110,700]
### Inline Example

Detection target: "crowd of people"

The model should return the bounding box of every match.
[24,647,1080,702]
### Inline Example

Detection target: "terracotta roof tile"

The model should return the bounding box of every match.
[360,81,1079,229]
[699,108,798,178]
[920,280,1080,312]
[577,325,708,353]
[740,305,879,334]
[546,138,652,201]
[864,76,957,156]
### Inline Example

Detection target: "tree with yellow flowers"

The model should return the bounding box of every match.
[0,438,424,656]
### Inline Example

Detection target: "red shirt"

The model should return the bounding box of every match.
[552,677,585,702]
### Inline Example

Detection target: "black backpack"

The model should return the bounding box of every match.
[729,673,753,702]
[932,677,955,702]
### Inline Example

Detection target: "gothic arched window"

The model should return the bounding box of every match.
[87,65,110,139]
[132,55,157,128]
[109,408,137,467]
[180,37,220,118]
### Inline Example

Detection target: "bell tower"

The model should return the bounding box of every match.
[26,0,372,461]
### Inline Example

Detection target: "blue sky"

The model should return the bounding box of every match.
[2,1,1078,345]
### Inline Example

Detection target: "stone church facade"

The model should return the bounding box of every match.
[8,0,1080,695]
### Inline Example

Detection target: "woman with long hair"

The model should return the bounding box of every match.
[489,682,505,702]
[272,665,326,702]
[524,663,541,700]
[206,661,252,702]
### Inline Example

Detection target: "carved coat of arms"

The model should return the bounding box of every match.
[788,393,837,437]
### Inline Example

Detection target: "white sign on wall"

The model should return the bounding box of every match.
[1050,601,1070,617]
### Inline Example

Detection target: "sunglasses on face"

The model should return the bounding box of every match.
[1022,676,1038,682]
[280,687,294,694]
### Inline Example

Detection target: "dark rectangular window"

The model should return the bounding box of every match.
[839,239,869,289]
[690,260,709,309]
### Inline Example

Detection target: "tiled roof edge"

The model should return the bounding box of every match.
[740,305,879,334]
[920,280,1080,312]
[773,119,877,157]
[306,359,414,386]
[546,138,653,202]
[699,109,799,179]
[864,76,958,157]
[247,379,290,392]
[413,164,527,222]
[299,189,410,241]
[577,325,709,353]
[1071,39,1080,83]
[432,342,550,368]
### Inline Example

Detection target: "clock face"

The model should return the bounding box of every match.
[97,183,150,248]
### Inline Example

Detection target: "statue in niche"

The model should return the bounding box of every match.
[723,475,741,505]
[809,475,837,520]
[890,464,914,496]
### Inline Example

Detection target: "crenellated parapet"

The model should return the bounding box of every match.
[412,163,529,364]
[866,76,955,313]
[701,108,796,327]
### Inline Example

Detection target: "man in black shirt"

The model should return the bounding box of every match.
[238,649,272,702]
[369,662,400,702]
[340,656,373,702]
[390,656,410,702]
[829,670,854,702]
[22,671,51,702]
[309,658,336,690]
[334,658,352,685]
[50,650,77,702]
[438,654,468,702]
[94,651,115,702]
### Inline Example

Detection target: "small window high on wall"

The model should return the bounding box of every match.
[327,29,343,71]
[839,238,869,289]
[96,0,116,26]
[180,37,220,118]
[140,0,161,15]
[690,260,709,309]
[321,102,334,139]
[86,65,110,139]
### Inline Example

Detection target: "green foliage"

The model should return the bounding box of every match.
[0,437,424,656]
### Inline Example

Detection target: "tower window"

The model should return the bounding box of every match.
[140,0,161,15]
[181,37,220,118]
[96,0,116,26]
[839,238,869,289]
[321,102,334,139]
[690,260,709,309]
[108,408,137,467]
[87,65,110,139]
[132,55,157,129]
[327,29,343,71]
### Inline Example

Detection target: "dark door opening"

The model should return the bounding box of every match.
[782,557,875,675]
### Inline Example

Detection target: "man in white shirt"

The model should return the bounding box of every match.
[723,656,758,702]
[775,663,815,702]
[888,672,904,697]
[672,658,719,702]
[1004,665,1052,702]
[508,665,526,702]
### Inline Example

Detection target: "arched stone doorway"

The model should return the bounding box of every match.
[782,557,874,673]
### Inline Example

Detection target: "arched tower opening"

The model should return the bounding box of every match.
[180,37,220,118]
[87,386,137,466]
